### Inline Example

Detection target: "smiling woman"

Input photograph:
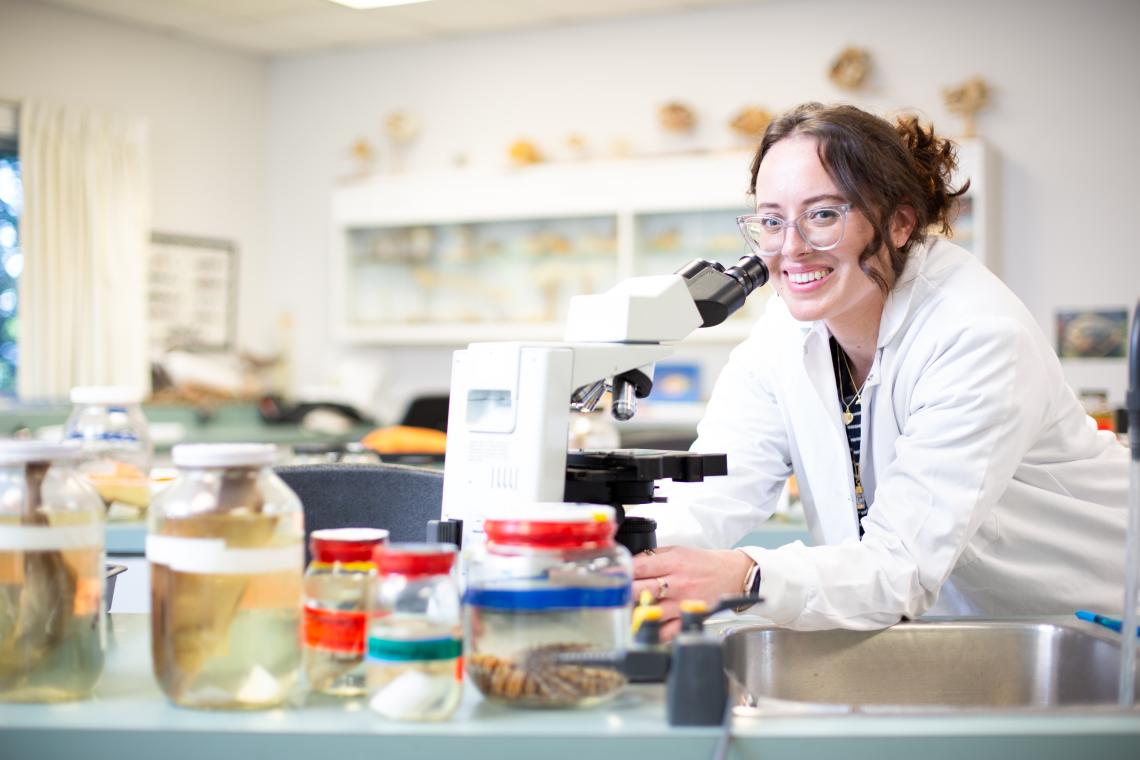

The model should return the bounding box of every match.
[632,102,1129,640]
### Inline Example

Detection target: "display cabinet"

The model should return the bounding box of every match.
[331,141,994,345]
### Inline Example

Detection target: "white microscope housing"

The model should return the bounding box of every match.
[440,255,769,550]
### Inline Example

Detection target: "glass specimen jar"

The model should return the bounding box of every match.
[464,503,632,708]
[148,443,303,709]
[0,440,105,702]
[366,543,461,721]
[303,527,388,696]
[64,386,153,519]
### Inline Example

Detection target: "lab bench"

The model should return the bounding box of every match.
[1,614,1137,760]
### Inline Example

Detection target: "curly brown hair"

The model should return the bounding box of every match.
[748,103,969,293]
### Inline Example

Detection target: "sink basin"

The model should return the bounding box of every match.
[723,619,1140,712]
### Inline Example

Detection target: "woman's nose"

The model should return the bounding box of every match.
[780,224,811,258]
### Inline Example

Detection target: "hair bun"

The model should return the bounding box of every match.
[894,115,969,235]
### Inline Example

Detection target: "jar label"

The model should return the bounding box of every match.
[366,636,462,662]
[146,535,302,575]
[303,605,367,654]
[464,585,631,611]
[0,523,103,551]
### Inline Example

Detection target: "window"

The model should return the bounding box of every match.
[0,136,20,395]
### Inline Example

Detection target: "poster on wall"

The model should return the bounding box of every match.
[1055,308,1128,359]
[148,233,237,353]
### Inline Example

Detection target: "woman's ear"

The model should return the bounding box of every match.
[890,205,918,247]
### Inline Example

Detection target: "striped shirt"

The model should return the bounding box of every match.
[831,338,868,537]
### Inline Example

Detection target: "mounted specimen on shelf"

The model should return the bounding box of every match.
[829,46,872,90]
[658,101,697,133]
[508,139,543,165]
[729,107,773,142]
[943,76,992,138]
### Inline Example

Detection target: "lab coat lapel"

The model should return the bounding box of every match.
[799,325,861,544]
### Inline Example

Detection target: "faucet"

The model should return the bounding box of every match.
[1120,300,1140,707]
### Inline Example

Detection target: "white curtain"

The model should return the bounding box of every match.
[17,100,150,399]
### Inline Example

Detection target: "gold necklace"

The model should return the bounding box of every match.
[836,347,869,426]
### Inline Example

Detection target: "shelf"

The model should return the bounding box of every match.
[330,141,994,345]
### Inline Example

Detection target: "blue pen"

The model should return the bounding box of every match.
[1075,610,1140,637]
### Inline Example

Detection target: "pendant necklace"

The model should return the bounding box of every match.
[835,347,869,426]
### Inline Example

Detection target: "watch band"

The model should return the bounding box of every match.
[733,557,762,613]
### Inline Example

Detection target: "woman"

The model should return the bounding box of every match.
[632,103,1129,637]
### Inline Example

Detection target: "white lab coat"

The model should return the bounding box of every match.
[651,237,1129,629]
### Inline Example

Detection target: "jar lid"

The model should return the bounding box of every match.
[0,440,82,465]
[310,528,389,564]
[70,386,146,405]
[373,542,456,576]
[172,443,278,468]
[484,503,616,548]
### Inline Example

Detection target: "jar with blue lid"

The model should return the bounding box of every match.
[464,503,631,708]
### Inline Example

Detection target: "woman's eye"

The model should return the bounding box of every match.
[807,208,840,225]
[759,217,784,232]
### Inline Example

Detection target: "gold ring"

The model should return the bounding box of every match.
[655,576,669,600]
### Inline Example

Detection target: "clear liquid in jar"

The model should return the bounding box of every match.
[150,513,302,709]
[366,616,462,721]
[0,545,105,702]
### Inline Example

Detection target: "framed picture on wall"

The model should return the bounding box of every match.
[148,233,237,353]
[1055,308,1128,359]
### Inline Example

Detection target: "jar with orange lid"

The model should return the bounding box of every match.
[303,527,388,696]
[463,503,632,708]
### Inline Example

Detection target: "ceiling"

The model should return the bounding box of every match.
[31,0,755,56]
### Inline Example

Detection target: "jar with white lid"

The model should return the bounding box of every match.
[148,443,303,709]
[303,527,388,696]
[64,386,152,518]
[463,503,632,708]
[0,440,106,702]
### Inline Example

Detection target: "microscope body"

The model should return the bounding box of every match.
[440,276,701,549]
[440,257,769,550]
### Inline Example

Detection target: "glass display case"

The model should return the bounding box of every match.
[331,142,994,345]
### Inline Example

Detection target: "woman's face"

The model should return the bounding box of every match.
[752,136,894,330]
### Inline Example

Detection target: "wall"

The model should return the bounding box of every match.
[264,0,1139,421]
[0,0,270,355]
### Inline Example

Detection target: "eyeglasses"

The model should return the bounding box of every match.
[736,203,853,256]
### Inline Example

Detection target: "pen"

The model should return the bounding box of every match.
[1075,610,1140,637]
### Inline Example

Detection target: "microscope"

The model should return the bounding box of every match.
[439,254,770,554]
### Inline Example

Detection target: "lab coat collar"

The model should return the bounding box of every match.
[876,239,931,349]
[788,237,935,350]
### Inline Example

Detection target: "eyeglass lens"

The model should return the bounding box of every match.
[744,207,847,253]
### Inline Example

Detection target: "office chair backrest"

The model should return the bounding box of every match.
[275,463,444,558]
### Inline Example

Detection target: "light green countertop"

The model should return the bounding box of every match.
[2,615,1138,760]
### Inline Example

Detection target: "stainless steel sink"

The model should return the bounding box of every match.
[722,619,1140,712]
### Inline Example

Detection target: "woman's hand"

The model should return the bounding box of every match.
[632,545,755,640]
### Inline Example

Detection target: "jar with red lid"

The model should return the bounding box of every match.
[366,542,461,721]
[303,528,389,696]
[463,504,632,708]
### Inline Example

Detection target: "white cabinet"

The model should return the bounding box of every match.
[330,141,994,346]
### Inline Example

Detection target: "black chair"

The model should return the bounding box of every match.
[275,463,443,559]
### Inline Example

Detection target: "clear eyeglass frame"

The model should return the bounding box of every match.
[736,203,853,256]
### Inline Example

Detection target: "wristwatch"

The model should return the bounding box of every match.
[734,554,762,613]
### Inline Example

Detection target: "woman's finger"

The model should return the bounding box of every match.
[632,575,675,604]
[632,545,678,578]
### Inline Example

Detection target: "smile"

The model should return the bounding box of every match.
[784,268,834,285]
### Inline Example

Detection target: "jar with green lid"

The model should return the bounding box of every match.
[0,440,106,703]
[303,527,388,696]
[464,503,632,708]
[148,443,303,709]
